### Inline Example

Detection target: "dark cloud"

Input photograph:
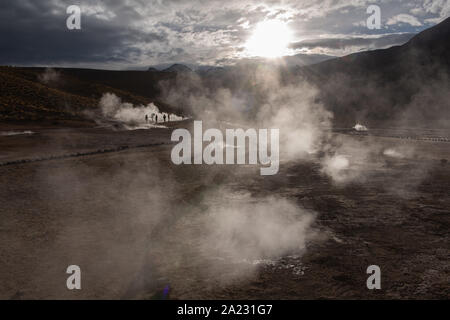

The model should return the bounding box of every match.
[0,1,166,68]
[290,33,415,51]
[0,0,444,68]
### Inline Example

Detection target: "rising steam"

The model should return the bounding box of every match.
[38,68,60,84]
[99,92,184,129]
[158,64,429,192]
[202,191,317,262]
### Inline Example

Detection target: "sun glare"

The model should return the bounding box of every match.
[245,20,293,58]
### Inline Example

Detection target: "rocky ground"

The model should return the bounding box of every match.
[0,121,448,299]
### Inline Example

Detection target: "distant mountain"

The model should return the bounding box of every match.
[147,67,158,72]
[282,53,336,67]
[150,54,335,74]
[1,18,448,127]
[0,66,179,122]
[299,17,450,127]
[218,53,335,70]
[162,64,193,73]
[195,65,225,74]
[307,17,450,77]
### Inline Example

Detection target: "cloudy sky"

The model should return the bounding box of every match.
[0,0,448,69]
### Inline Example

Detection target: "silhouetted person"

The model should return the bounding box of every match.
[145,115,148,123]
[155,114,158,123]
[163,114,167,122]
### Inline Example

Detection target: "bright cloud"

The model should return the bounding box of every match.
[387,14,423,26]
[0,0,446,68]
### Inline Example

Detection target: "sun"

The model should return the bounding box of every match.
[245,20,293,58]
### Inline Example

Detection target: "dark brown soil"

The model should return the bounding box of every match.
[0,123,448,299]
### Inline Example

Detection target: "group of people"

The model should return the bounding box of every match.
[145,113,170,124]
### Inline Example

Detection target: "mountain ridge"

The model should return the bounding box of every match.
[1,18,449,126]
[298,16,450,127]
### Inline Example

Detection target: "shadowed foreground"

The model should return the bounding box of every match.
[0,124,449,299]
